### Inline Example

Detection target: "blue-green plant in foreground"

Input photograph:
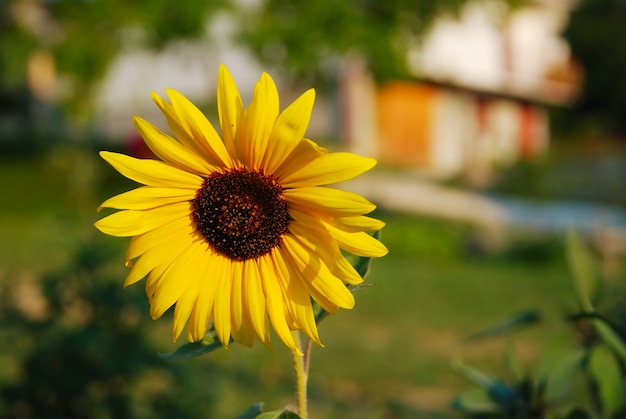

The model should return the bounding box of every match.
[452,230,626,419]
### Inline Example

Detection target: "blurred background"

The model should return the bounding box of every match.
[1,0,626,417]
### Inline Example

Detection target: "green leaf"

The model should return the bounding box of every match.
[537,342,586,403]
[157,329,231,359]
[451,387,500,413]
[452,360,518,407]
[504,342,526,383]
[593,316,626,365]
[237,403,264,419]
[452,359,497,389]
[589,345,625,416]
[565,407,596,419]
[464,309,541,341]
[256,409,302,419]
[566,230,598,311]
[236,404,301,419]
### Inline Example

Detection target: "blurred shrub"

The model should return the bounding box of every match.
[452,231,626,418]
[0,239,220,419]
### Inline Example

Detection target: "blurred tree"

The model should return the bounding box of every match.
[562,0,626,137]
[236,0,525,86]
[0,0,230,114]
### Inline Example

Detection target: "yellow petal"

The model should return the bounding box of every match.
[99,151,203,189]
[124,229,192,288]
[244,259,272,348]
[95,202,190,237]
[274,138,326,180]
[166,89,233,168]
[271,249,322,346]
[239,72,279,168]
[149,238,203,319]
[324,222,389,257]
[99,186,196,211]
[282,235,354,310]
[258,254,299,353]
[288,210,341,267]
[217,64,244,162]
[284,187,376,218]
[212,256,233,347]
[325,215,386,233]
[133,116,216,176]
[288,211,364,285]
[151,92,199,155]
[125,216,192,261]
[280,152,376,188]
[187,247,222,342]
[230,261,254,347]
[263,89,315,173]
[172,283,198,341]
[333,256,365,285]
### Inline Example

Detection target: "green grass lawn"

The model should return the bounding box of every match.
[0,149,581,418]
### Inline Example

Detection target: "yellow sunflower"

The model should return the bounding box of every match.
[95,64,387,353]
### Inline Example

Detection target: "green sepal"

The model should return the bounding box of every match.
[157,328,231,359]
[352,229,381,279]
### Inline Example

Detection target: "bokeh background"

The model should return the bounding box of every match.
[1,0,626,417]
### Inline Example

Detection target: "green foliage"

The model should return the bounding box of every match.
[0,0,230,112]
[566,229,598,311]
[0,240,222,418]
[237,0,470,85]
[452,231,626,418]
[561,0,626,137]
[463,310,541,341]
[0,149,585,417]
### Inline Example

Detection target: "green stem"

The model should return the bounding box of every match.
[292,330,310,419]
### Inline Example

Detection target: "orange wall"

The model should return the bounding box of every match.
[376,82,438,167]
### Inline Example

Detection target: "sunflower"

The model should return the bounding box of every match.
[95,64,387,353]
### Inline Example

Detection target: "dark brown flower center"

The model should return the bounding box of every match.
[191,168,290,261]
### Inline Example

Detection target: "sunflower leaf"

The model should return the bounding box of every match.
[157,331,231,359]
[237,403,264,419]
[256,409,302,419]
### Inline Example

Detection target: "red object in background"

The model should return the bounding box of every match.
[125,131,156,159]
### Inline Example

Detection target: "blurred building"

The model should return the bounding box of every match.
[341,0,582,184]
